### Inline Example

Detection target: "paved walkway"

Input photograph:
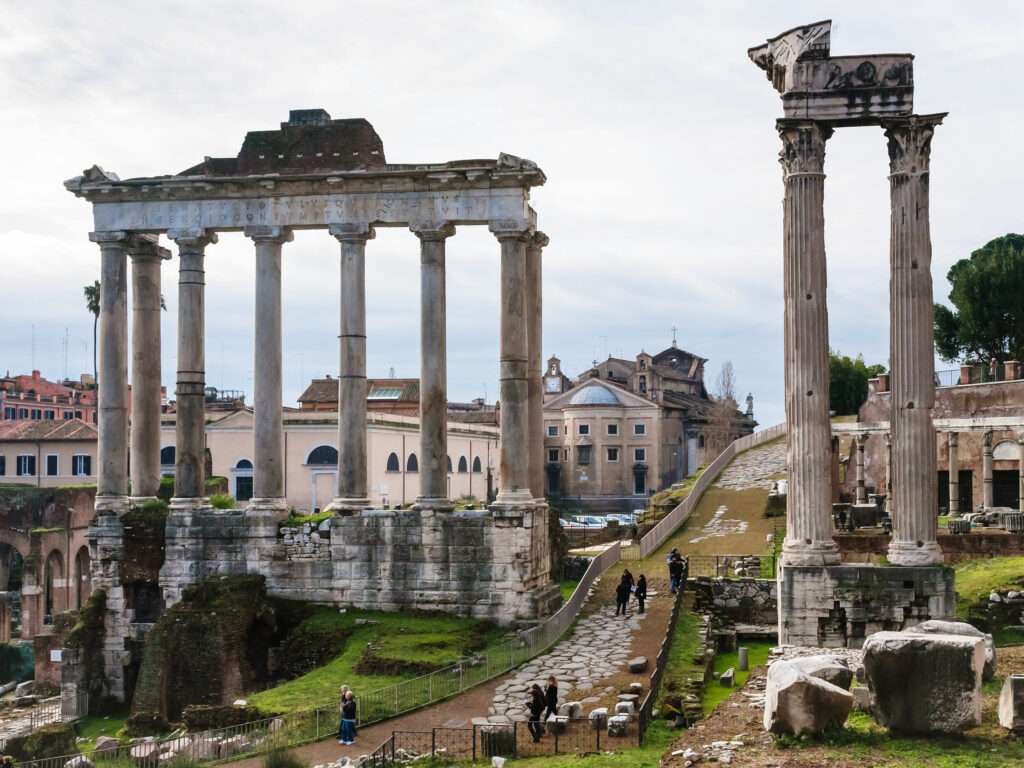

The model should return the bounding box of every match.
[713,439,786,491]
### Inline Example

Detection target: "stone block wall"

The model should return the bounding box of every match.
[835,531,1024,563]
[778,564,955,647]
[690,577,777,626]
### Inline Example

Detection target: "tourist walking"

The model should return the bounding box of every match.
[615,577,630,616]
[526,684,546,742]
[621,568,636,590]
[669,554,684,594]
[336,685,350,744]
[635,574,648,614]
[338,690,357,746]
[544,675,559,722]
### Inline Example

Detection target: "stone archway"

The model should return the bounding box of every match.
[44,549,66,624]
[75,545,92,610]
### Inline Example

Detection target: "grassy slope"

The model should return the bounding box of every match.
[953,556,1024,618]
[559,579,579,602]
[701,640,772,715]
[248,608,504,714]
[74,709,130,749]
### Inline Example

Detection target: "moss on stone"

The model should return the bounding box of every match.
[66,588,109,708]
[3,722,77,761]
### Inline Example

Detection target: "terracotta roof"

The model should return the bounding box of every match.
[0,418,97,441]
[299,377,421,404]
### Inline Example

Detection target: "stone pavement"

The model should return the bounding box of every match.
[688,504,749,544]
[485,594,652,722]
[714,440,787,491]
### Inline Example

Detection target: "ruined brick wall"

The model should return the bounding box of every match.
[689,577,777,626]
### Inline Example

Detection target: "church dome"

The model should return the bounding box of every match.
[569,385,622,406]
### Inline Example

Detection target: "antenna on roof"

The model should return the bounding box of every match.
[389,366,395,379]
[671,326,678,348]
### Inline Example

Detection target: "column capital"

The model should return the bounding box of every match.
[776,119,833,177]
[530,231,550,250]
[948,430,959,446]
[983,429,994,448]
[329,222,376,243]
[167,228,218,251]
[410,221,455,241]
[89,230,130,245]
[489,220,532,241]
[129,236,171,262]
[244,225,293,244]
[855,432,868,447]
[882,113,946,176]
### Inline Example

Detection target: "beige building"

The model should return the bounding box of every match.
[0,419,97,487]
[157,409,499,512]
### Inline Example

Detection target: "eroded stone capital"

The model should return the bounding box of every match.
[328,222,376,243]
[410,221,455,241]
[777,120,833,177]
[490,219,532,242]
[983,430,993,449]
[129,235,171,261]
[530,231,550,250]
[948,431,959,447]
[89,230,130,245]
[244,225,294,244]
[167,228,218,253]
[882,113,946,176]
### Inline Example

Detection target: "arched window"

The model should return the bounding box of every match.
[472,456,482,473]
[44,550,64,624]
[75,546,91,609]
[307,445,339,465]
[386,452,400,473]
[458,456,468,473]
[160,446,176,465]
[447,456,453,473]
[406,453,419,473]
[235,458,253,469]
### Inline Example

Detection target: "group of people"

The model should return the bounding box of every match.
[336,685,358,746]
[614,568,648,616]
[525,675,561,742]
[668,549,687,593]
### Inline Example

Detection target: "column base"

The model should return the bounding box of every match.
[94,494,130,516]
[781,538,841,567]
[490,489,536,518]
[887,538,943,566]
[324,497,370,516]
[128,495,159,508]
[169,496,211,513]
[246,497,288,519]
[414,496,454,513]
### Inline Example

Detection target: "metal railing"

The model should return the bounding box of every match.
[0,696,64,751]
[638,576,686,741]
[684,554,777,579]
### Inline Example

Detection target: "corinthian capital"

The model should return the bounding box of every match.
[777,120,833,177]
[882,113,946,176]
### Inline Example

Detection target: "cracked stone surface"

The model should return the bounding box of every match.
[714,441,787,491]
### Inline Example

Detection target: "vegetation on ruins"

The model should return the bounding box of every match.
[66,588,111,710]
[829,351,886,416]
[208,492,236,510]
[934,233,1024,363]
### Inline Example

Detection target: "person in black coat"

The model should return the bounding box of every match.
[615,578,630,616]
[526,684,546,742]
[544,676,559,722]
[669,555,685,594]
[635,574,648,614]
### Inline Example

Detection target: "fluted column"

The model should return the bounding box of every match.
[526,232,548,500]
[245,226,292,516]
[948,432,960,517]
[412,222,455,510]
[89,231,131,515]
[884,431,892,498]
[325,224,375,514]
[777,120,838,566]
[167,229,217,505]
[884,114,945,566]
[982,430,994,510]
[855,434,868,504]
[129,238,170,502]
[491,223,533,510]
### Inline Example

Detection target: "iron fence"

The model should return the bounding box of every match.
[684,554,777,579]
[0,696,64,752]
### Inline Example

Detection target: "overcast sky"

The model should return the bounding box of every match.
[2,1,1022,428]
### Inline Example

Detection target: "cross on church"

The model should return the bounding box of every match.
[671,326,678,347]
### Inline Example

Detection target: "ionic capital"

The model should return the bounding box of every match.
[489,220,532,242]
[244,225,293,245]
[167,228,218,253]
[410,221,455,242]
[530,231,550,250]
[776,119,833,177]
[948,431,959,446]
[882,113,946,177]
[328,222,376,244]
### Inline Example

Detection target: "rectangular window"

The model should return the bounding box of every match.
[18,408,28,419]
[3,407,15,419]
[638,375,647,393]
[547,425,558,437]
[31,409,41,420]
[16,455,36,476]
[74,410,82,419]
[633,423,647,436]
[0,456,5,475]
[73,454,92,476]
[607,423,619,436]
[547,448,560,463]
[46,455,58,476]
[63,410,73,420]
[578,424,590,436]
[577,445,592,465]
[44,410,55,420]
[634,448,646,462]
[607,447,619,462]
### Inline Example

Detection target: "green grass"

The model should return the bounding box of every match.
[279,510,334,528]
[74,709,129,750]
[248,608,505,714]
[952,556,1024,619]
[701,641,772,715]
[559,579,579,602]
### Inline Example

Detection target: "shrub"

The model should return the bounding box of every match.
[209,493,236,510]
[182,703,273,731]
[264,748,305,768]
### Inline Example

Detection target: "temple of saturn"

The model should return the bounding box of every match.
[65,110,559,700]
[749,21,956,646]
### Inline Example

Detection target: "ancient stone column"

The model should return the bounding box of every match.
[89,231,132,515]
[491,224,534,511]
[884,431,892,498]
[245,226,292,516]
[326,223,374,513]
[1018,433,1024,513]
[167,229,217,505]
[983,430,994,510]
[526,232,549,500]
[884,114,945,566]
[412,222,455,509]
[129,238,169,503]
[777,120,839,566]
[948,432,960,517]
[855,434,868,504]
